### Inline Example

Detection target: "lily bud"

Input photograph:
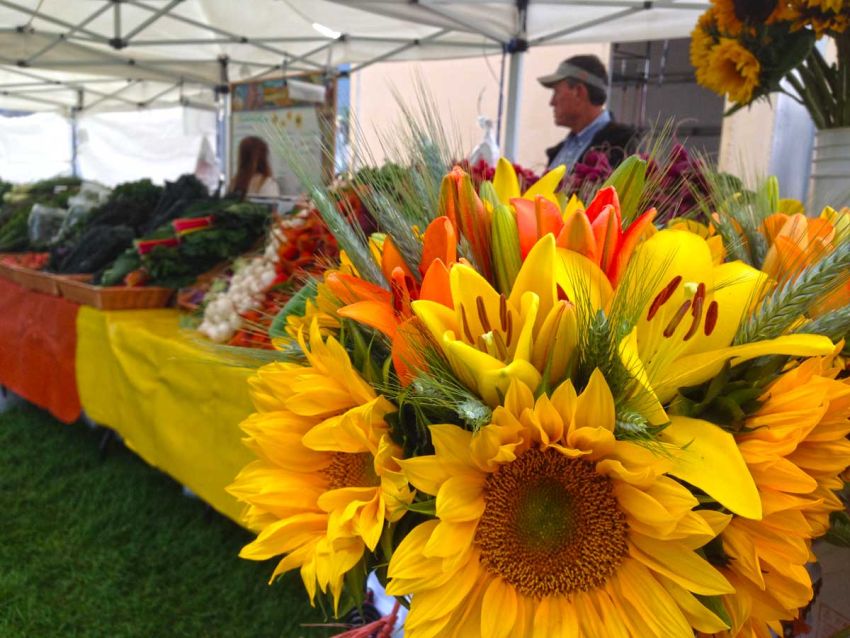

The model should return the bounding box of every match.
[532,300,578,389]
[491,203,523,294]
[601,156,646,223]
[478,180,500,211]
[439,166,493,280]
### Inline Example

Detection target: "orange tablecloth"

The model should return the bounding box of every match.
[0,277,81,423]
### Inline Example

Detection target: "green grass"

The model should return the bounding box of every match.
[0,402,333,638]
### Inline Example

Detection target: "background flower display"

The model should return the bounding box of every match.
[225,129,850,636]
[691,0,850,129]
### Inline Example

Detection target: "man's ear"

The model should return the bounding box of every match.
[574,82,589,102]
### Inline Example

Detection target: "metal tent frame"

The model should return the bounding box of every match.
[0,0,707,158]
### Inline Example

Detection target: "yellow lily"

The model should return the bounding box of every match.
[613,229,834,518]
[620,229,834,408]
[412,234,611,406]
[492,156,565,209]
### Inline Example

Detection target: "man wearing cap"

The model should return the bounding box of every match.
[538,54,639,172]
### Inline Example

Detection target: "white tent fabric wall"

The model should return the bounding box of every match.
[0,112,72,182]
[76,107,217,186]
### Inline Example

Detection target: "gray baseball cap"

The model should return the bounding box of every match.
[537,60,608,91]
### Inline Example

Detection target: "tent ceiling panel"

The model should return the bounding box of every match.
[0,0,706,113]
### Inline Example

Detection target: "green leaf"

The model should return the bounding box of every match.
[825,510,850,548]
[269,279,318,338]
[343,558,368,610]
[405,499,436,515]
[696,594,733,630]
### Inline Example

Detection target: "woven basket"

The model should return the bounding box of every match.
[57,278,174,310]
[3,265,60,296]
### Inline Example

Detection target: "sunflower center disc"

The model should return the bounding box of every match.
[323,452,379,490]
[475,447,629,598]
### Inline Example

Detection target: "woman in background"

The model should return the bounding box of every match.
[229,136,280,198]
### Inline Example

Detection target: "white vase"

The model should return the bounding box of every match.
[809,126,850,214]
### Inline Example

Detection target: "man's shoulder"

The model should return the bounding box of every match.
[592,121,639,147]
[545,139,566,164]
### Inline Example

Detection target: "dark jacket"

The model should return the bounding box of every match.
[545,120,640,170]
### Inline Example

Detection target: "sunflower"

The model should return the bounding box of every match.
[387,372,739,638]
[228,320,412,609]
[709,355,850,636]
[704,38,762,103]
[790,0,849,34]
[691,20,718,84]
[712,0,746,35]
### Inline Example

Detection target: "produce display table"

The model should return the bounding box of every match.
[75,306,255,525]
[0,277,81,423]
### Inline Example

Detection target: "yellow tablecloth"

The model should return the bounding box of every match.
[75,306,254,525]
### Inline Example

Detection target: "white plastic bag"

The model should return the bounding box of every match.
[469,115,500,167]
[27,203,67,248]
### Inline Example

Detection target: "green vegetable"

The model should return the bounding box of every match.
[0,207,30,251]
[98,248,142,286]
[140,200,271,288]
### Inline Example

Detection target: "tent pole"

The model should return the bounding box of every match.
[503,45,524,162]
[503,0,529,162]
[71,89,83,178]
[216,56,230,195]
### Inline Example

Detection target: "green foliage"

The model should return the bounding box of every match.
[0,403,330,638]
[825,510,850,548]
[141,201,271,288]
[669,360,776,433]
[736,243,850,343]
[0,206,30,251]
[269,278,318,340]
[796,305,850,343]
[98,248,142,286]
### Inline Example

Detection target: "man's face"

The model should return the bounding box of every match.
[549,80,582,129]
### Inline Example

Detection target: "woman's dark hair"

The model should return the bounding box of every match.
[229,136,272,198]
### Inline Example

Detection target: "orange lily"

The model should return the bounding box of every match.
[439,167,491,280]
[329,216,460,383]
[511,186,657,286]
[760,207,850,315]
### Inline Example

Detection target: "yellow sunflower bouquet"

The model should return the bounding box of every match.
[227,141,850,637]
[691,0,850,128]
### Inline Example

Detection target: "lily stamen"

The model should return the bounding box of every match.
[704,300,719,336]
[663,299,692,338]
[647,275,682,321]
[491,330,509,360]
[476,296,492,333]
[460,304,475,343]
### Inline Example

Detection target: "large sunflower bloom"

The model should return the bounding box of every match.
[388,372,736,638]
[704,38,761,104]
[710,355,850,636]
[228,321,412,608]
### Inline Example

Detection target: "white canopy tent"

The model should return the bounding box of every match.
[0,0,707,164]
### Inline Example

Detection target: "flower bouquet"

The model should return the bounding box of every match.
[690,0,850,128]
[227,146,850,637]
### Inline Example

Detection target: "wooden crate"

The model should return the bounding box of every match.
[57,278,174,310]
[3,264,60,296]
[0,260,16,283]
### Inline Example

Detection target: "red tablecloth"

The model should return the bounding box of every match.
[0,277,81,423]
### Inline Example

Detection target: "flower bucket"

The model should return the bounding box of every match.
[809,127,850,214]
